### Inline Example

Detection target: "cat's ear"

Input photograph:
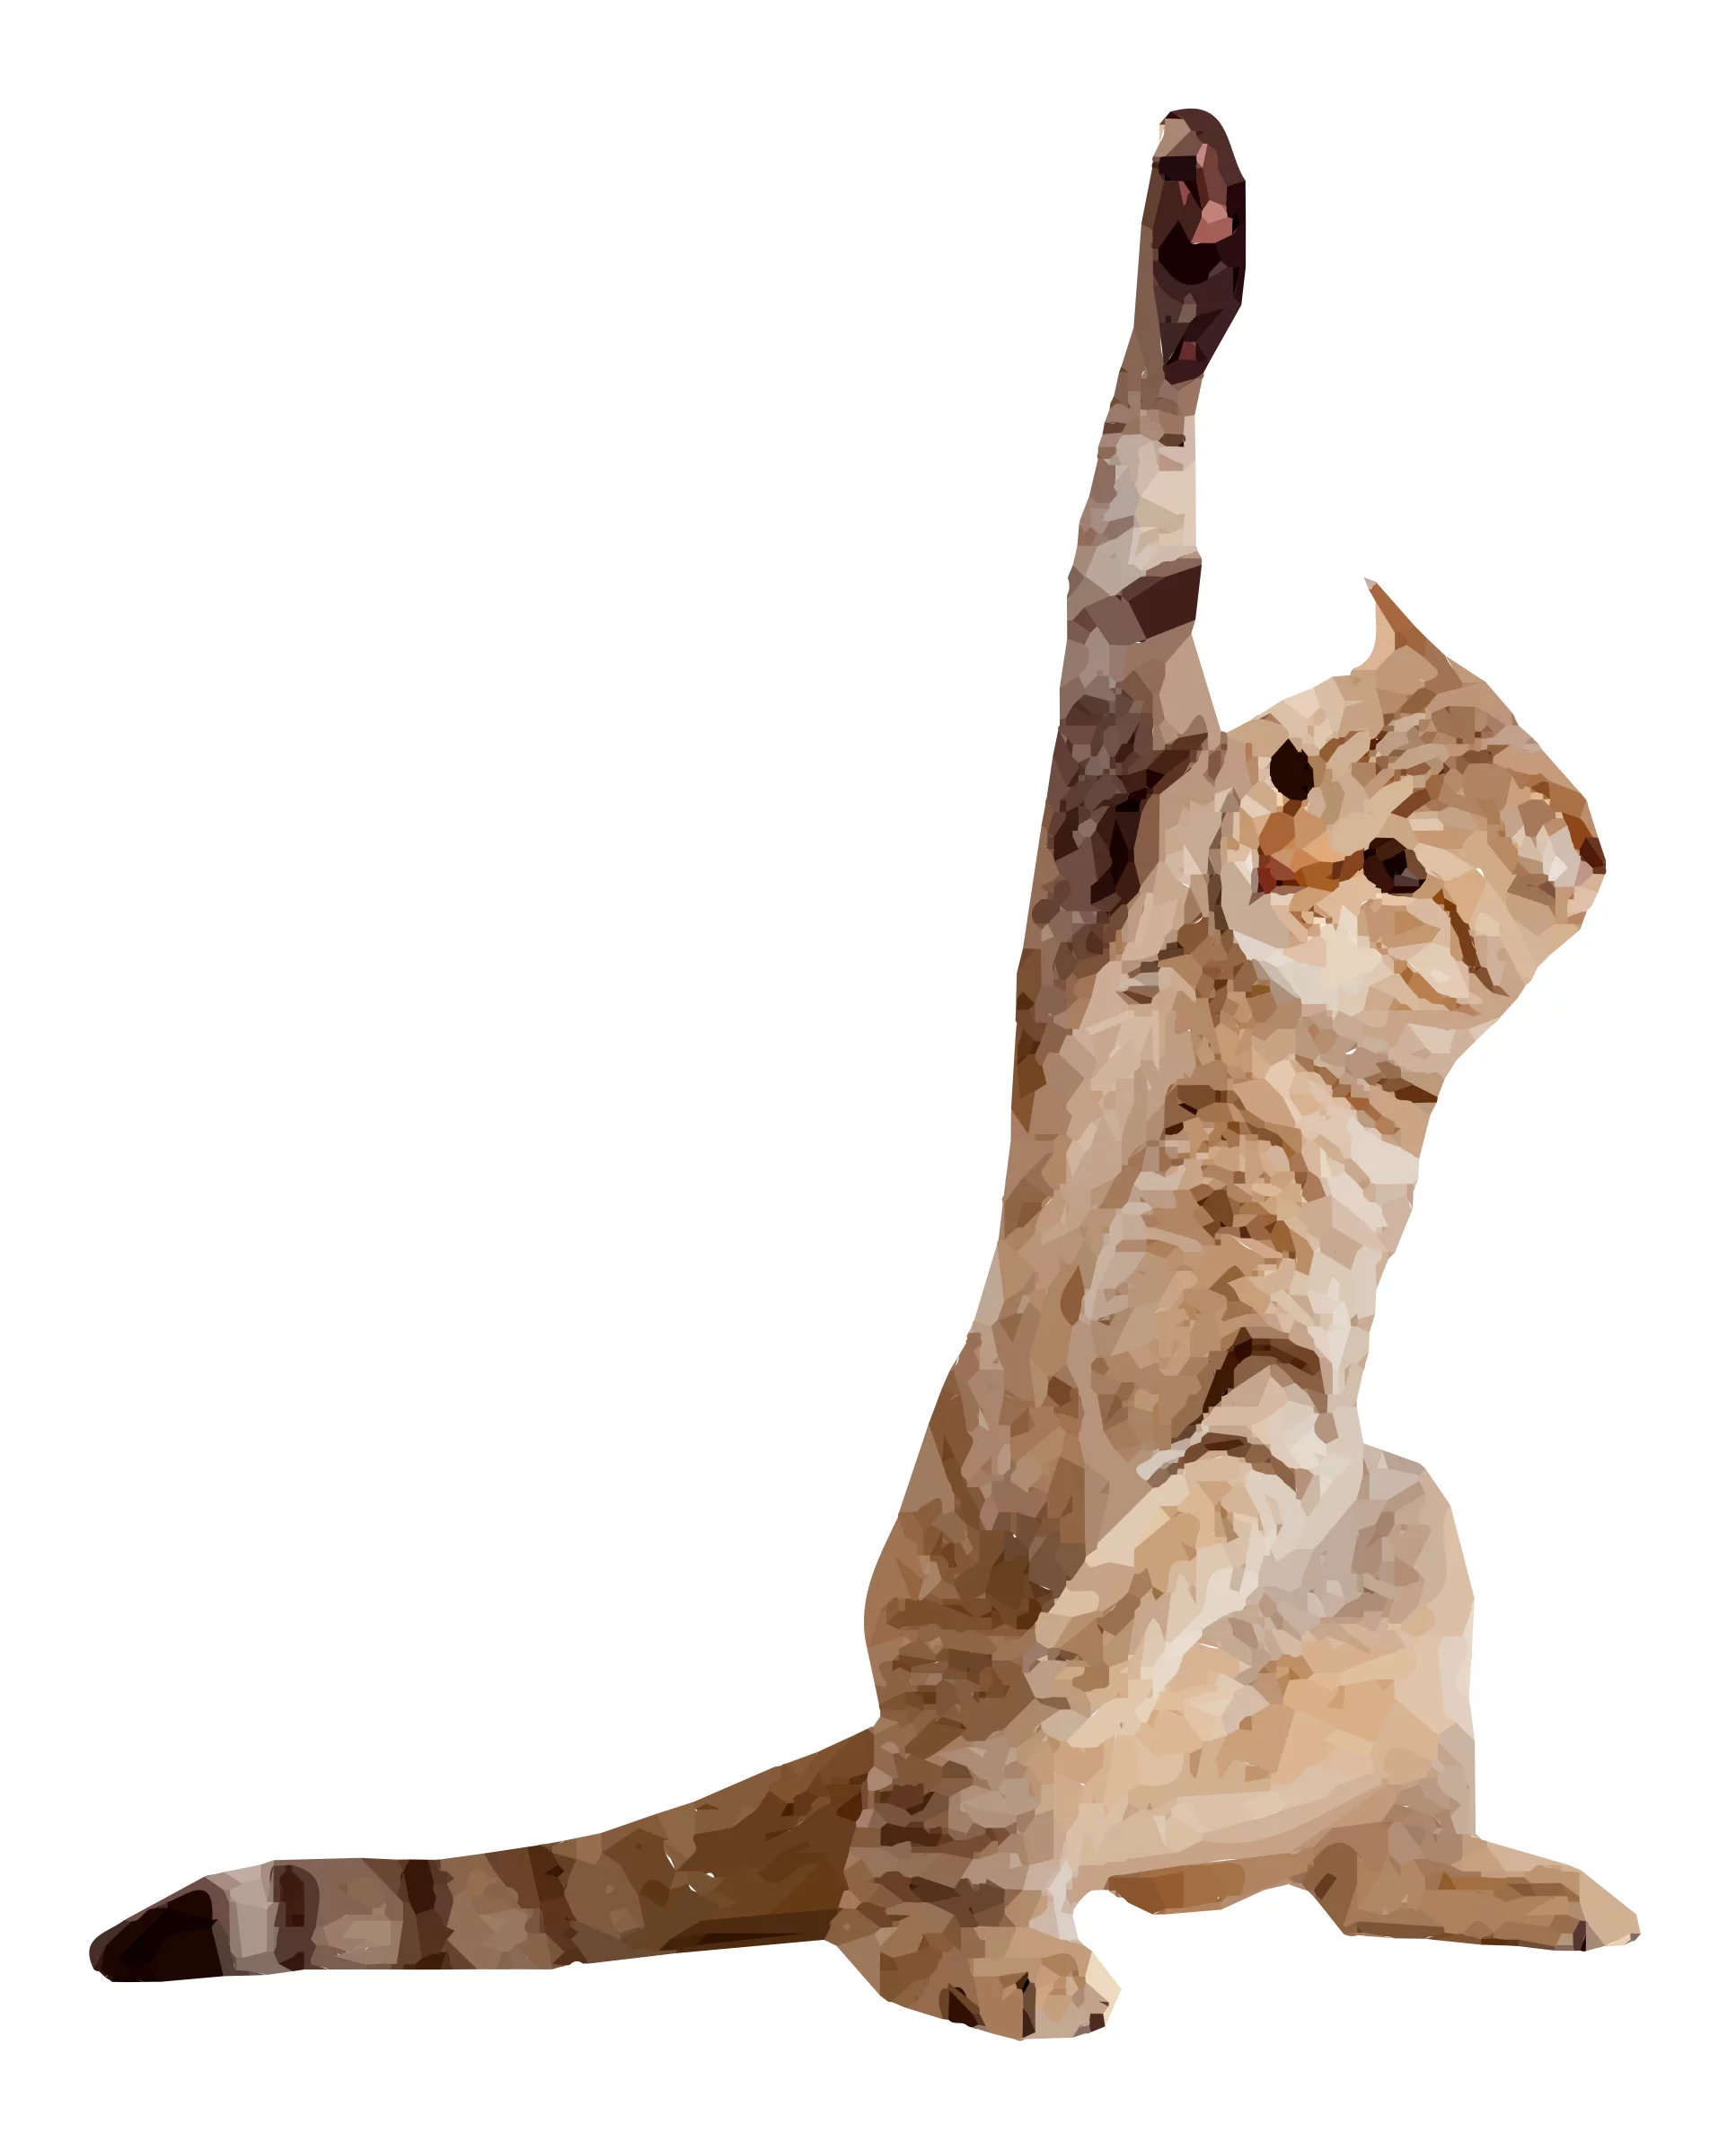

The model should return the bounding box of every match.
[1361,581,1458,672]
[1358,580,1465,699]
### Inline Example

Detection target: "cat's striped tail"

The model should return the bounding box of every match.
[91,1731,871,1980]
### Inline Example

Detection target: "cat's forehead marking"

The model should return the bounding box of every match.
[1242,687,1378,777]
[1266,690,1352,757]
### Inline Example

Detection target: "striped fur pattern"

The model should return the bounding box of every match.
[93,1736,869,1979]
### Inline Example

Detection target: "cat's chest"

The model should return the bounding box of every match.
[1072,1036,1425,1350]
[1144,1065,1414,1222]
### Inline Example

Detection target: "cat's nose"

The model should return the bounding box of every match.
[1257,853,1300,894]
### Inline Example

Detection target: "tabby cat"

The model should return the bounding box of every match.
[93,108,1633,2038]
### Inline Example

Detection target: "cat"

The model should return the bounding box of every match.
[92,107,1633,2036]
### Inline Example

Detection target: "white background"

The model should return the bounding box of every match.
[4,3,1730,2143]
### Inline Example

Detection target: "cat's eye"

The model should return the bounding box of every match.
[1363,838,1426,894]
[1269,740,1314,801]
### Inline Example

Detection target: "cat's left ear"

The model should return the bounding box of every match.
[1361,581,1462,682]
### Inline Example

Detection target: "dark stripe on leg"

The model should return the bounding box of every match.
[1123,561,1202,639]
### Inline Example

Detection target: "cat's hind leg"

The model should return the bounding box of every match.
[1300,1820,1638,1951]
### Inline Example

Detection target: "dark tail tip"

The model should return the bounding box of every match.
[91,1886,225,1981]
[1150,108,1246,383]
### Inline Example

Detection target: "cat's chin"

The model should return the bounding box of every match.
[1220,923,1489,1082]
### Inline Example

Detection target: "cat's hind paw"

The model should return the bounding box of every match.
[1303,1831,1639,1952]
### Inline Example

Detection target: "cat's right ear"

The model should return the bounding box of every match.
[1140,109,1246,385]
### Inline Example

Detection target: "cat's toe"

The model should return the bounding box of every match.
[1570,1874,1639,1950]
[940,1953,1118,2040]
[833,1912,1118,2040]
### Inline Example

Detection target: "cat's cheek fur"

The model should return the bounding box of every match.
[1450,868,1589,1007]
[1224,882,1394,1023]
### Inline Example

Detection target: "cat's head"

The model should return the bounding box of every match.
[1217,586,1604,1064]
